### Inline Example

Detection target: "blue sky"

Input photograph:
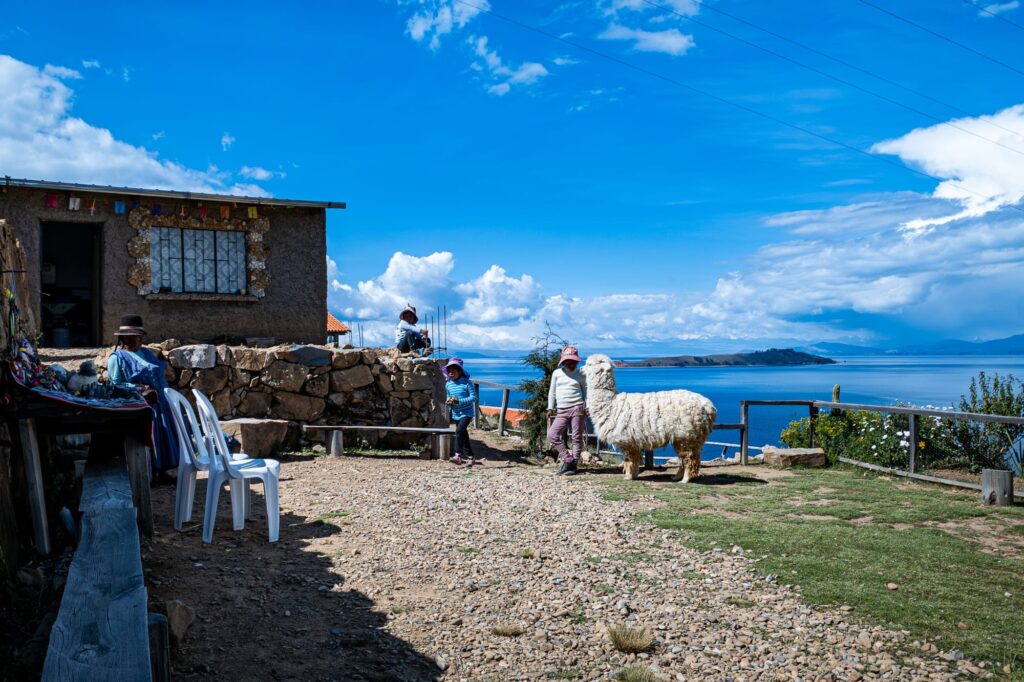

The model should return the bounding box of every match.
[2,0,1023,352]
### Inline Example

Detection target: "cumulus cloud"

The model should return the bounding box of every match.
[82,59,102,69]
[979,1,1019,16]
[406,0,490,49]
[220,132,235,151]
[469,35,548,96]
[0,55,268,195]
[43,64,81,80]
[598,24,695,55]
[239,165,285,180]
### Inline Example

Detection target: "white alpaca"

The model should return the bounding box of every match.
[584,354,717,482]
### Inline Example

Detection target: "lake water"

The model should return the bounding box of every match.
[463,355,1024,461]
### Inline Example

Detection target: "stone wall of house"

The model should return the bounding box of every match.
[98,343,448,448]
[0,186,327,345]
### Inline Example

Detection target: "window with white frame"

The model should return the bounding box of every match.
[149,227,248,294]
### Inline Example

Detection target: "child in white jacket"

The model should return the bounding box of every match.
[547,346,586,475]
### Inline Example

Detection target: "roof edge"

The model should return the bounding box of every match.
[1,176,346,209]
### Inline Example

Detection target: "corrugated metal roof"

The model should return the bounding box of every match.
[1,176,346,209]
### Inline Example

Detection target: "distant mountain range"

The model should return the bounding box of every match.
[620,348,835,368]
[798,334,1024,357]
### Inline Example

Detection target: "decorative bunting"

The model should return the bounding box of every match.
[247,206,258,219]
[89,199,97,216]
[68,197,81,211]
[219,206,230,219]
[151,204,163,216]
[45,194,58,208]
[179,204,187,218]
[198,204,208,220]
[114,200,126,215]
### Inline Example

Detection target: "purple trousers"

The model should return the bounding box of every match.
[548,404,586,461]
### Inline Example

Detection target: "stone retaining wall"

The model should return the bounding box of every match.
[100,343,448,448]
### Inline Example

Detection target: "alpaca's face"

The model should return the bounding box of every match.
[584,354,616,390]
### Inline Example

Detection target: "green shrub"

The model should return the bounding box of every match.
[950,372,1024,475]
[517,328,570,454]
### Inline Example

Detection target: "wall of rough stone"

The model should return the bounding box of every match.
[97,343,448,448]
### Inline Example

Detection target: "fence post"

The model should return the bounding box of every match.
[908,413,918,474]
[740,402,749,466]
[808,404,818,449]
[498,388,510,437]
[473,383,481,429]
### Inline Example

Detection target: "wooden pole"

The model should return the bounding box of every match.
[498,388,510,437]
[148,613,170,682]
[644,450,655,470]
[17,419,51,555]
[473,383,481,429]
[808,405,818,448]
[124,433,154,537]
[908,413,918,474]
[981,469,1014,506]
[739,402,749,466]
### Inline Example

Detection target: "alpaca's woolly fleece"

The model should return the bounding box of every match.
[584,354,717,481]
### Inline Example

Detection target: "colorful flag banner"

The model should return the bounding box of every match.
[89,199,97,215]
[247,206,258,219]
[179,204,187,218]
[198,205,208,220]
[45,194,58,208]
[220,206,230,219]
[114,200,126,214]
[68,197,81,211]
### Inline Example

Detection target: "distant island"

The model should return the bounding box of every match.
[620,348,836,368]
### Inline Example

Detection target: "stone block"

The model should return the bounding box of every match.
[400,371,434,391]
[178,369,193,386]
[168,344,216,369]
[410,392,431,410]
[231,368,251,390]
[331,349,363,370]
[232,347,268,372]
[220,418,290,458]
[330,365,374,392]
[163,600,195,647]
[192,366,229,394]
[158,339,184,352]
[262,361,308,393]
[216,345,233,366]
[238,391,271,417]
[272,392,325,421]
[327,392,349,409]
[304,373,330,398]
[376,373,393,393]
[245,336,276,347]
[762,446,827,468]
[212,388,232,418]
[389,396,414,424]
[274,344,332,367]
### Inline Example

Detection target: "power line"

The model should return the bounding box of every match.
[679,0,1024,139]
[857,0,1024,78]
[449,0,1024,215]
[637,0,1024,159]
[960,0,1024,33]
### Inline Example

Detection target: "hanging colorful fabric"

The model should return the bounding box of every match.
[179,204,187,218]
[45,194,59,208]
[198,204,208,220]
[247,206,258,219]
[68,197,81,211]
[151,204,163,216]
[219,206,230,219]
[89,199,97,215]
[114,200,126,215]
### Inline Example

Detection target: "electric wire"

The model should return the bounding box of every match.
[960,0,1024,33]
[669,0,1024,139]
[449,0,1024,215]
[857,0,1024,78]
[638,0,1024,159]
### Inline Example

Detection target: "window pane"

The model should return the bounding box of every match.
[149,227,183,293]
[216,231,247,294]
[183,229,216,292]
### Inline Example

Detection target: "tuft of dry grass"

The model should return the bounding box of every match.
[614,664,659,682]
[519,548,537,559]
[491,623,527,637]
[607,624,653,653]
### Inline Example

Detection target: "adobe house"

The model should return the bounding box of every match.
[0,177,345,346]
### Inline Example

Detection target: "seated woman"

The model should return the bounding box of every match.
[395,305,432,355]
[107,314,180,480]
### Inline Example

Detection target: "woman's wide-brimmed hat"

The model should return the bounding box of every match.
[115,314,146,337]
[442,357,469,379]
[400,305,419,324]
[559,345,582,365]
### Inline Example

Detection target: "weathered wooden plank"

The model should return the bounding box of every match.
[303,425,453,434]
[0,438,19,578]
[839,456,1023,498]
[981,469,1014,506]
[815,401,1024,426]
[124,433,154,537]
[43,458,150,681]
[17,419,51,556]
[498,389,510,437]
[148,613,170,682]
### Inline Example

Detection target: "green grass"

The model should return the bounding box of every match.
[314,510,352,524]
[455,546,480,554]
[545,668,584,680]
[614,665,658,682]
[595,465,1024,672]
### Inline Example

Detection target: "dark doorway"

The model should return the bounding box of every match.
[40,221,103,347]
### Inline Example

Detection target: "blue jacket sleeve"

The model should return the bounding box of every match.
[107,353,126,384]
[457,382,477,407]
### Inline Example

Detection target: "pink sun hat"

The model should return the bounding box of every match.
[559,346,582,365]
[442,357,470,379]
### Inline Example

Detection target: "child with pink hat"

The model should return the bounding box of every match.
[443,357,478,466]
[547,345,587,475]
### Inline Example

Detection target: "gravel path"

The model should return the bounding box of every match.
[146,442,980,681]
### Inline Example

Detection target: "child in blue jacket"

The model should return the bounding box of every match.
[443,357,477,467]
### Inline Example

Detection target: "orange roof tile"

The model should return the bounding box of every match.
[327,312,350,334]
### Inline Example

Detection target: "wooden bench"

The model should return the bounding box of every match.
[303,424,455,460]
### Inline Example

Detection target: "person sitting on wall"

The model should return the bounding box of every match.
[395,305,432,355]
[107,314,180,482]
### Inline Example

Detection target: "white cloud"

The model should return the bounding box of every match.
[151,130,165,141]
[239,165,285,180]
[454,265,542,323]
[220,132,235,151]
[553,56,581,66]
[406,0,489,50]
[601,0,701,16]
[871,103,1024,232]
[0,55,268,196]
[470,35,548,96]
[598,24,695,55]
[121,66,133,82]
[980,1,1019,16]
[43,64,81,80]
[82,59,101,69]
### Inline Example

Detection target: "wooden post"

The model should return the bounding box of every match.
[124,433,154,538]
[435,433,452,461]
[473,383,481,429]
[644,450,655,470]
[148,613,170,682]
[739,402,749,466]
[981,469,1014,506]
[328,430,344,457]
[498,388,510,437]
[907,413,918,474]
[17,419,51,556]
[808,405,818,449]
[0,439,18,578]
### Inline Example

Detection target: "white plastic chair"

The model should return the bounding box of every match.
[192,389,281,543]
[164,388,253,531]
